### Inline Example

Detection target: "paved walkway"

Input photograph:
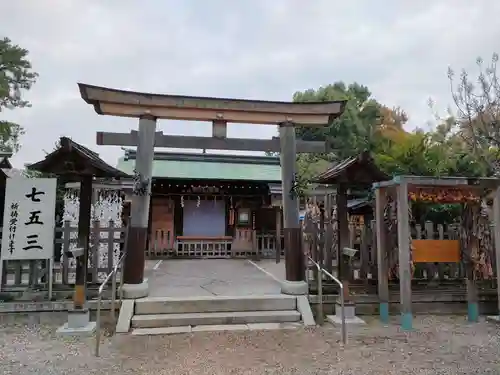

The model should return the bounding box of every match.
[147,259,283,297]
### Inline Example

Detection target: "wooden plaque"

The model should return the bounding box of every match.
[412,239,460,263]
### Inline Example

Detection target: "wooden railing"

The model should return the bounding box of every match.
[144,231,285,259]
[146,228,175,258]
[175,237,232,258]
[257,233,284,258]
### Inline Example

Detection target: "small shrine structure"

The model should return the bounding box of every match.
[304,152,389,324]
[312,151,389,280]
[373,175,500,330]
[27,137,128,335]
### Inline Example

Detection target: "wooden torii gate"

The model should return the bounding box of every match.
[78,83,346,298]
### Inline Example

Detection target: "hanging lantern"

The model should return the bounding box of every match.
[197,195,201,208]
[181,195,184,208]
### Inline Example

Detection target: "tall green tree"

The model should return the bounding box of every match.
[376,121,488,178]
[293,82,384,159]
[291,82,410,190]
[0,37,38,153]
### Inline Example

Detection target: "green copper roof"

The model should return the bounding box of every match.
[117,152,282,182]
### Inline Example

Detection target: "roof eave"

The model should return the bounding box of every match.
[28,137,130,179]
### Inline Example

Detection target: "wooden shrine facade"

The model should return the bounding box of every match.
[145,179,282,258]
[116,150,284,259]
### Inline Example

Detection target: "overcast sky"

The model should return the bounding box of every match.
[2,0,499,168]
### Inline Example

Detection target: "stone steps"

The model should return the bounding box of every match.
[131,310,301,328]
[127,295,305,335]
[131,322,302,335]
[134,294,297,314]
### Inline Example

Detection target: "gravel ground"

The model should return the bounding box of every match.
[0,313,499,375]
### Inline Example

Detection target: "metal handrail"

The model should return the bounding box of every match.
[95,251,126,356]
[95,223,130,357]
[307,255,347,345]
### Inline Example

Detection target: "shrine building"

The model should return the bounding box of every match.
[116,149,284,259]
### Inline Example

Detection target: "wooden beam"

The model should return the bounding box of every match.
[98,103,335,126]
[79,83,346,126]
[96,131,329,153]
[374,175,500,190]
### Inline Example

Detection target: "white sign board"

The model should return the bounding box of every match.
[1,177,57,261]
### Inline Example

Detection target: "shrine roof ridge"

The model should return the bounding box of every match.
[28,137,129,179]
[313,151,390,185]
[122,149,280,165]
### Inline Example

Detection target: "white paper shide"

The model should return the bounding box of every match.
[1,178,57,260]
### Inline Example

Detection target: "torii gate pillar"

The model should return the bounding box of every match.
[279,122,307,295]
[121,114,156,298]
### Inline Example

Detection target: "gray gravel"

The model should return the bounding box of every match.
[0,313,499,374]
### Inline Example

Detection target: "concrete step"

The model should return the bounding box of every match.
[131,310,301,328]
[134,295,297,315]
[131,322,302,335]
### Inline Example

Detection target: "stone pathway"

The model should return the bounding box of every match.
[147,259,282,297]
[1,313,499,374]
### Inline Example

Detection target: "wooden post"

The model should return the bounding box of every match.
[493,187,500,317]
[279,122,305,291]
[74,175,93,310]
[91,220,100,283]
[107,220,115,274]
[336,185,349,300]
[122,114,156,296]
[62,220,71,285]
[359,221,369,282]
[424,221,436,281]
[252,211,259,260]
[464,204,479,322]
[370,219,377,277]
[318,204,325,270]
[275,207,282,263]
[396,181,412,330]
[324,194,334,274]
[375,187,389,323]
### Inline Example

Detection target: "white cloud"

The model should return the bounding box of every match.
[1,0,499,167]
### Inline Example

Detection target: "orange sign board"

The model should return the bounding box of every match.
[412,239,460,263]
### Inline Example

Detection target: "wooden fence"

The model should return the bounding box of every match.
[4,217,492,291]
[305,219,497,286]
[0,220,125,290]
